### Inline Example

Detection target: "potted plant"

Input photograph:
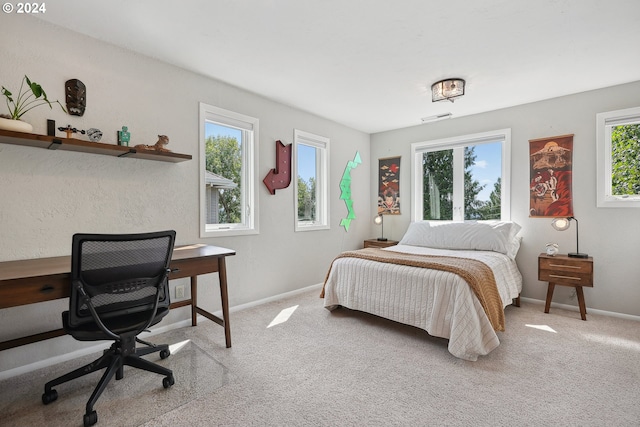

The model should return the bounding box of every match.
[1,75,66,133]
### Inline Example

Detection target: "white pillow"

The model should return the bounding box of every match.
[399,220,522,258]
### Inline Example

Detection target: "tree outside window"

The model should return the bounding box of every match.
[611,124,640,197]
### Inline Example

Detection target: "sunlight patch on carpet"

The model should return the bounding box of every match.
[169,339,191,354]
[525,324,557,333]
[582,333,640,351]
[267,305,299,328]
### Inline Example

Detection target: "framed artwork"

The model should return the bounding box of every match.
[378,156,401,215]
[529,134,574,217]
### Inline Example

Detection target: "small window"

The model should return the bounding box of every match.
[596,106,640,207]
[199,103,258,237]
[411,129,511,221]
[293,129,329,231]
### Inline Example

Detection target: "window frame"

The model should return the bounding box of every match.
[596,106,640,208]
[199,102,259,237]
[293,129,330,232]
[410,128,512,222]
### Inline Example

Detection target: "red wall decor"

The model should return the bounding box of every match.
[263,140,292,195]
[529,134,574,217]
[377,156,401,215]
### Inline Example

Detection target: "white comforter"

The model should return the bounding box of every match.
[323,244,523,361]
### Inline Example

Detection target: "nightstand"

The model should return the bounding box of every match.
[538,253,594,320]
[364,239,398,249]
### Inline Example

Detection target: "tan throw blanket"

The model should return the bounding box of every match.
[321,247,505,331]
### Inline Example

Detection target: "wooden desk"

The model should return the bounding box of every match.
[0,244,235,351]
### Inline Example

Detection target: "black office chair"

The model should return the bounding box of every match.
[42,230,177,427]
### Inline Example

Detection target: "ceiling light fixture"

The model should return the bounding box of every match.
[421,113,452,123]
[431,78,465,103]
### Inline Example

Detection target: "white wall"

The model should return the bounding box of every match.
[0,16,370,374]
[371,80,640,317]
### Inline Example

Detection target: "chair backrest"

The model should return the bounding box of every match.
[69,230,176,330]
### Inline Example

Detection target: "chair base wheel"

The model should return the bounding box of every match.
[83,410,97,427]
[160,348,170,359]
[42,389,58,405]
[163,375,175,388]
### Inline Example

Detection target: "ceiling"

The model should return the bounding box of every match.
[35,0,640,134]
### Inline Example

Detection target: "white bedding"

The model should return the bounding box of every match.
[323,244,523,361]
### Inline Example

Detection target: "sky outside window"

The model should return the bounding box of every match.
[469,142,502,201]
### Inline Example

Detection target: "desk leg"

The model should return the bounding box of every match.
[219,257,232,348]
[190,276,198,326]
[544,283,555,314]
[576,286,587,321]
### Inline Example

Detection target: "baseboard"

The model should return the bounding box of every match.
[0,283,324,381]
[520,297,640,322]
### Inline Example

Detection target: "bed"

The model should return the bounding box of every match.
[321,220,523,361]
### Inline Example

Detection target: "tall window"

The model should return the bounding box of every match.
[199,103,258,237]
[411,129,511,221]
[293,129,329,231]
[597,106,640,207]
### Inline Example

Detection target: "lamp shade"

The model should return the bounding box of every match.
[551,217,570,231]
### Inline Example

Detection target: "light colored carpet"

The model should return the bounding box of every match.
[1,287,639,426]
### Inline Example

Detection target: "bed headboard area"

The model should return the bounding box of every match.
[398,221,522,259]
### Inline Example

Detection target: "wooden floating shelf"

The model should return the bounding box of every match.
[0,129,192,163]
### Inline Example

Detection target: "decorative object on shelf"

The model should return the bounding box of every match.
[65,79,86,116]
[117,126,130,146]
[529,134,574,217]
[263,140,292,195]
[47,119,56,136]
[86,128,103,142]
[545,242,559,256]
[374,215,387,241]
[551,216,588,258]
[339,151,361,232]
[0,116,33,133]
[378,156,401,215]
[431,78,465,103]
[0,75,66,132]
[134,135,171,152]
[58,124,86,139]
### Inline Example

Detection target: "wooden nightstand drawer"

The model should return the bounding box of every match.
[364,239,398,249]
[538,270,593,287]
[538,255,593,287]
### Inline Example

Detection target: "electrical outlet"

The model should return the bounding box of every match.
[175,284,185,299]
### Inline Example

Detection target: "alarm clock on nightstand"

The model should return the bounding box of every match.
[545,243,559,256]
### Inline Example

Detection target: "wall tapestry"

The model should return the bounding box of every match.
[339,151,361,231]
[529,134,574,217]
[378,156,401,215]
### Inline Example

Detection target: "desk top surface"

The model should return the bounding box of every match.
[0,244,235,282]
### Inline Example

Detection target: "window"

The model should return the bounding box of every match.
[596,106,640,207]
[293,129,329,231]
[199,103,258,237]
[410,129,511,221]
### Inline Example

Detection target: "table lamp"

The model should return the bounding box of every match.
[374,215,387,241]
[551,216,588,258]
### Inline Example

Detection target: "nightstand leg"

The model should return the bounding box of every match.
[575,286,587,321]
[544,283,555,313]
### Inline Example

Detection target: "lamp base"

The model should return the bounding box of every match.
[568,252,589,258]
[377,237,388,242]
